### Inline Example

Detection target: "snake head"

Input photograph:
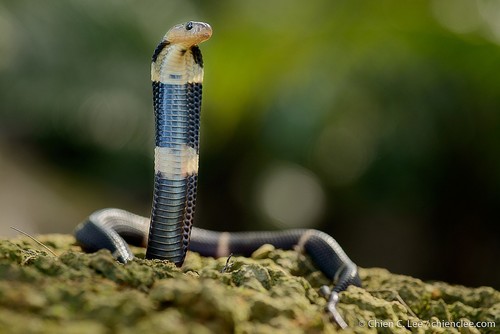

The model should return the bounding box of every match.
[166,21,212,46]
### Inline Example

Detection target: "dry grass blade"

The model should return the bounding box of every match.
[10,226,58,257]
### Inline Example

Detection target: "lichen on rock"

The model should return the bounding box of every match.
[0,234,498,333]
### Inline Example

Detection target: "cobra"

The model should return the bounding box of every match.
[74,21,361,328]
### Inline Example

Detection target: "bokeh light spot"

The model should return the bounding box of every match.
[255,162,325,228]
[78,90,143,151]
[431,0,481,35]
[314,123,376,186]
[0,7,19,72]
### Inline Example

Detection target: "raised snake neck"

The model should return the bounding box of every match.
[74,21,361,328]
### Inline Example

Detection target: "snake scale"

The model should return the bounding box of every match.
[74,21,361,328]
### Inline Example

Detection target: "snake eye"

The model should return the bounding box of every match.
[185,22,193,31]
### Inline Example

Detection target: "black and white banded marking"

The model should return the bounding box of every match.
[146,22,209,266]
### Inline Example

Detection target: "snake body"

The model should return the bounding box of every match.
[74,21,361,327]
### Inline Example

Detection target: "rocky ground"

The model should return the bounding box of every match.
[0,234,498,334]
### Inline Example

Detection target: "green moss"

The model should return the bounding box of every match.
[0,235,498,334]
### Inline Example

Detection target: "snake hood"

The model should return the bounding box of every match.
[151,21,211,84]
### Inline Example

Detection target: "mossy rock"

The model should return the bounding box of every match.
[0,235,498,333]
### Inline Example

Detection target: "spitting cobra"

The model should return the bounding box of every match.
[74,21,361,328]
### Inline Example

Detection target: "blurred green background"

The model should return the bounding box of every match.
[0,0,498,288]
